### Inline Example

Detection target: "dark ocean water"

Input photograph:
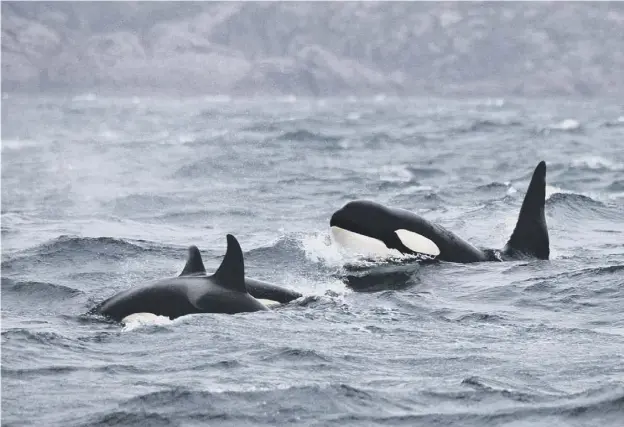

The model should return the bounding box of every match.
[2,94,624,426]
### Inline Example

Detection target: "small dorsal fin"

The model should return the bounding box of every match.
[179,245,206,276]
[212,234,247,293]
[503,161,550,259]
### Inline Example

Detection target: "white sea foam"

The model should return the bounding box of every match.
[548,118,581,131]
[121,312,173,332]
[571,156,623,171]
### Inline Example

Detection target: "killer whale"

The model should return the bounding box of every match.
[97,234,274,322]
[179,240,302,304]
[244,278,302,304]
[330,161,549,263]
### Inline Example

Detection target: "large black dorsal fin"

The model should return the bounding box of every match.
[180,245,207,276]
[503,161,550,260]
[212,234,247,293]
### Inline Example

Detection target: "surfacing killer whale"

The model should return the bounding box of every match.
[330,161,549,263]
[96,234,301,322]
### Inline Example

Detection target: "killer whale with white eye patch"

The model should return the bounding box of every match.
[330,161,549,263]
[96,234,300,322]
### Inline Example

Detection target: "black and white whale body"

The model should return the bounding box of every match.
[330,161,549,263]
[244,278,302,304]
[97,234,274,322]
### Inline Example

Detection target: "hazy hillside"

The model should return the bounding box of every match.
[3,1,624,97]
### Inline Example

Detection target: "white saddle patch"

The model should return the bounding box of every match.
[330,226,440,258]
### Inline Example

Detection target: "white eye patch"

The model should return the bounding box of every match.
[394,229,440,256]
[330,226,397,257]
[330,226,440,258]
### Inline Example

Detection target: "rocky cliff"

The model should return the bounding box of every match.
[3,2,623,97]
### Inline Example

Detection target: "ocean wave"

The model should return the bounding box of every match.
[367,165,442,191]
[569,156,624,172]
[240,233,350,296]
[377,165,414,183]
[1,363,146,379]
[241,123,283,133]
[546,192,604,207]
[461,376,544,402]
[277,129,342,143]
[523,265,624,285]
[1,225,14,236]
[63,381,624,427]
[293,294,350,310]
[107,194,189,215]
[455,118,524,133]
[1,328,81,350]
[544,188,624,217]
[477,182,510,191]
[149,209,215,224]
[346,112,362,121]
[406,166,446,178]
[246,232,342,269]
[1,235,163,272]
[1,138,41,152]
[476,182,518,197]
[452,312,507,324]
[72,93,97,102]
[261,347,332,363]
[608,180,624,192]
[602,116,624,127]
[474,98,506,108]
[191,359,243,370]
[567,264,624,278]
[324,386,624,426]
[44,235,157,256]
[80,411,174,427]
[112,382,378,416]
[1,278,82,299]
[510,265,624,313]
[1,365,79,379]
[365,131,397,145]
[245,234,311,261]
[542,118,582,133]
[171,158,213,179]
[544,191,624,221]
[339,261,424,292]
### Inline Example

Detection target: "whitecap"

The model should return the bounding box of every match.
[378,165,413,183]
[300,231,344,267]
[545,185,576,200]
[202,95,231,103]
[571,156,623,171]
[548,119,581,131]
[1,138,40,152]
[280,95,297,103]
[72,93,97,102]
[121,312,173,332]
[483,98,505,107]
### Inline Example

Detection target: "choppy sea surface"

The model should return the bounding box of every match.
[2,95,624,426]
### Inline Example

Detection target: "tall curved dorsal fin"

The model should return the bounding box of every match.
[180,245,206,276]
[212,234,247,293]
[503,161,550,259]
